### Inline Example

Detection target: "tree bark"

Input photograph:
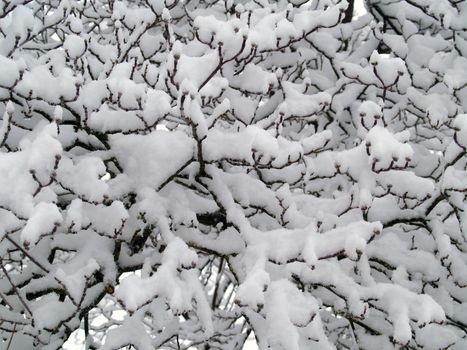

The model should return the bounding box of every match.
[343,0,355,23]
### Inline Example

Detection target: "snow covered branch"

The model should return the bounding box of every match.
[0,0,466,349]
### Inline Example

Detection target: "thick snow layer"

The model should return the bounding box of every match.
[64,34,86,59]
[110,130,194,190]
[1,0,466,349]
[454,114,467,148]
[0,56,19,87]
[21,202,62,246]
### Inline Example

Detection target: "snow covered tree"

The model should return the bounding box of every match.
[0,0,466,349]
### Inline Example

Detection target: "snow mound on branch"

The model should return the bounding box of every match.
[110,130,195,190]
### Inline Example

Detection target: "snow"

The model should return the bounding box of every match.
[21,202,62,246]
[55,259,100,302]
[0,56,19,87]
[59,157,109,203]
[203,126,279,164]
[110,130,194,190]
[454,114,467,148]
[172,50,220,89]
[102,317,154,350]
[16,65,80,104]
[33,298,75,331]
[232,64,277,94]
[84,201,128,237]
[1,0,466,349]
[64,34,86,59]
[64,199,85,232]
[365,126,414,169]
[10,5,36,40]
